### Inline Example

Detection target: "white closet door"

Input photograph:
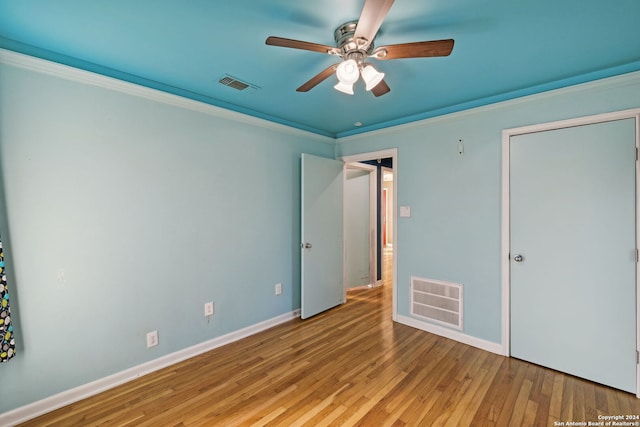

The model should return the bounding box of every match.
[510,118,636,393]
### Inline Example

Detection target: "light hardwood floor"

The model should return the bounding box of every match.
[20,252,640,426]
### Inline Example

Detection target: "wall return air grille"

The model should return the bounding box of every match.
[411,276,463,330]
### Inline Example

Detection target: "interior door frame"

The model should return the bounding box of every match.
[340,148,398,321]
[381,166,394,281]
[501,108,640,397]
[382,187,388,247]
[382,166,395,249]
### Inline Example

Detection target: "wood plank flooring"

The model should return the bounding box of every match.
[19,253,639,426]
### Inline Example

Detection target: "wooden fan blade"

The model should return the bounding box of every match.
[354,0,395,48]
[266,36,339,55]
[373,39,454,60]
[297,64,339,92]
[371,79,391,97]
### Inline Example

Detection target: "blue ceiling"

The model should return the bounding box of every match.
[1,0,639,138]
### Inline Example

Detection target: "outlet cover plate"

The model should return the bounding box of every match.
[146,330,158,348]
[204,301,214,317]
[275,283,282,295]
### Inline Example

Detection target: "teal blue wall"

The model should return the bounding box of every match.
[337,72,640,344]
[0,61,333,412]
[2,54,640,415]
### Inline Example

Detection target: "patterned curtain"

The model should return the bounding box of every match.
[0,236,15,362]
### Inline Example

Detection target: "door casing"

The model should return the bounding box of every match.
[501,108,640,397]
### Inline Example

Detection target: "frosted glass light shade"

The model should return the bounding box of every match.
[334,81,355,95]
[361,65,385,91]
[336,59,359,84]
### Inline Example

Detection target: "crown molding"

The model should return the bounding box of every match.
[338,68,640,142]
[0,48,335,145]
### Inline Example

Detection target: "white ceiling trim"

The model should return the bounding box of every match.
[338,69,640,143]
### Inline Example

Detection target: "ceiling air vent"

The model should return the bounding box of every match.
[218,75,259,93]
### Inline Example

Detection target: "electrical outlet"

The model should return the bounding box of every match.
[204,301,214,317]
[275,283,282,296]
[146,330,158,348]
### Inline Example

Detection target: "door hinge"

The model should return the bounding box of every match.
[636,249,639,263]
[636,147,638,161]
[637,350,639,365]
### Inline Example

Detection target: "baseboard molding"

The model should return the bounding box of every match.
[396,314,505,356]
[1,310,301,427]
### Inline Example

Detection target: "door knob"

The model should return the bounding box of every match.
[302,242,312,249]
[513,254,524,262]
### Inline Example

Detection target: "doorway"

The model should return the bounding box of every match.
[345,163,377,290]
[341,149,398,320]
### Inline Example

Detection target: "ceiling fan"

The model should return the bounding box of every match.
[265,0,454,97]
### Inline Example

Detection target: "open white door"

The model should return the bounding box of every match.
[301,153,344,319]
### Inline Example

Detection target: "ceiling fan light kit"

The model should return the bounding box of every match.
[265,0,454,97]
[334,62,385,95]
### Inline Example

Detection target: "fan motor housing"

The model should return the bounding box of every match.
[334,21,374,59]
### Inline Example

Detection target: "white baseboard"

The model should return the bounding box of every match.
[396,314,505,356]
[1,310,301,427]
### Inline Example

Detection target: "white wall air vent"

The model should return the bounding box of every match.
[218,75,260,93]
[411,276,463,330]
